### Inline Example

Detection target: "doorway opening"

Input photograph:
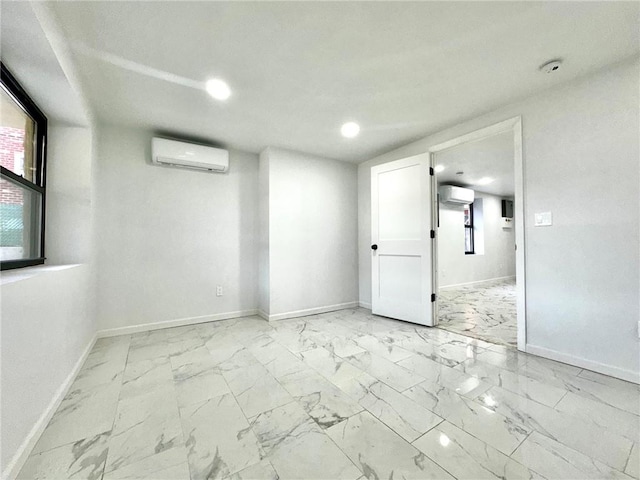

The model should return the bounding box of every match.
[430,118,525,350]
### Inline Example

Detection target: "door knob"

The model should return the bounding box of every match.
[371,244,378,250]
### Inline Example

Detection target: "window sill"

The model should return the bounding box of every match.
[0,264,83,286]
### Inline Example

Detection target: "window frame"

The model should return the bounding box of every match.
[464,202,474,255]
[0,63,48,271]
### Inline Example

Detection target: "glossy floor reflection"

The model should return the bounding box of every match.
[19,308,639,479]
[438,278,517,347]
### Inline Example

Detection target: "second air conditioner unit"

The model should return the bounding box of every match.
[439,185,474,204]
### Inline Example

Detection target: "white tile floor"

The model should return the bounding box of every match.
[438,278,517,347]
[18,308,639,480]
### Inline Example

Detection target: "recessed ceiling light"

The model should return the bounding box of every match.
[206,78,231,100]
[341,122,360,138]
[435,164,445,173]
[476,177,494,185]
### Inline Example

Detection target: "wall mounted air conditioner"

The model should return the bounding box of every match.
[439,185,474,204]
[151,137,229,173]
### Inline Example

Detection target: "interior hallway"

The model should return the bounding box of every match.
[438,278,517,347]
[18,308,639,480]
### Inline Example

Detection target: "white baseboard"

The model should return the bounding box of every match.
[439,275,516,290]
[2,334,98,480]
[265,302,358,322]
[526,344,640,385]
[257,309,269,321]
[358,301,372,310]
[96,309,260,338]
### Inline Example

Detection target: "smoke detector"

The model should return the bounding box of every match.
[539,59,563,74]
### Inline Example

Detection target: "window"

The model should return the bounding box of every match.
[464,203,474,254]
[0,63,47,270]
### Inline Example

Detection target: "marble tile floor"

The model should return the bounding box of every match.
[438,277,517,347]
[18,308,639,480]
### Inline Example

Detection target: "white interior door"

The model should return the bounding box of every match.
[371,153,435,326]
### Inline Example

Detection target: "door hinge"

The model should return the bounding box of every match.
[429,167,434,176]
[430,230,435,239]
[431,293,436,302]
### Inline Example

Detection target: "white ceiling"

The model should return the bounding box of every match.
[435,131,514,197]
[10,2,640,162]
[0,2,88,127]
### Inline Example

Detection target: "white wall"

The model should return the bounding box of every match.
[260,147,358,318]
[358,57,639,380]
[258,149,270,315]
[1,265,95,474]
[438,192,515,287]
[94,125,259,331]
[45,124,93,264]
[1,124,97,475]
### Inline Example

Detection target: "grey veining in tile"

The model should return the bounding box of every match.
[267,321,319,353]
[444,392,531,455]
[555,391,639,441]
[173,358,231,408]
[127,340,170,364]
[412,421,540,480]
[438,278,517,347]
[102,445,189,480]
[532,369,639,415]
[278,368,363,429]
[225,460,278,480]
[72,348,127,392]
[18,432,110,480]
[298,346,365,390]
[106,384,183,473]
[222,363,293,419]
[479,385,634,470]
[342,372,443,442]
[251,401,360,480]
[248,337,308,379]
[455,358,567,407]
[345,351,424,391]
[32,381,121,455]
[353,334,415,362]
[403,380,469,419]
[326,411,454,480]
[169,345,213,370]
[512,431,631,479]
[181,393,263,480]
[315,333,367,358]
[120,356,174,400]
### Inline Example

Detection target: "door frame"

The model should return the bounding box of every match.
[428,116,526,351]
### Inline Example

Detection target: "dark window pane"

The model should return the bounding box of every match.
[0,176,42,261]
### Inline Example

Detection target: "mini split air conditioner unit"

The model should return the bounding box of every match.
[439,185,474,204]
[151,137,229,173]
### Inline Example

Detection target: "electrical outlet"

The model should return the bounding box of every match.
[216,285,223,297]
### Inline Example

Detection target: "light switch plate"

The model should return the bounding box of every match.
[534,212,552,226]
